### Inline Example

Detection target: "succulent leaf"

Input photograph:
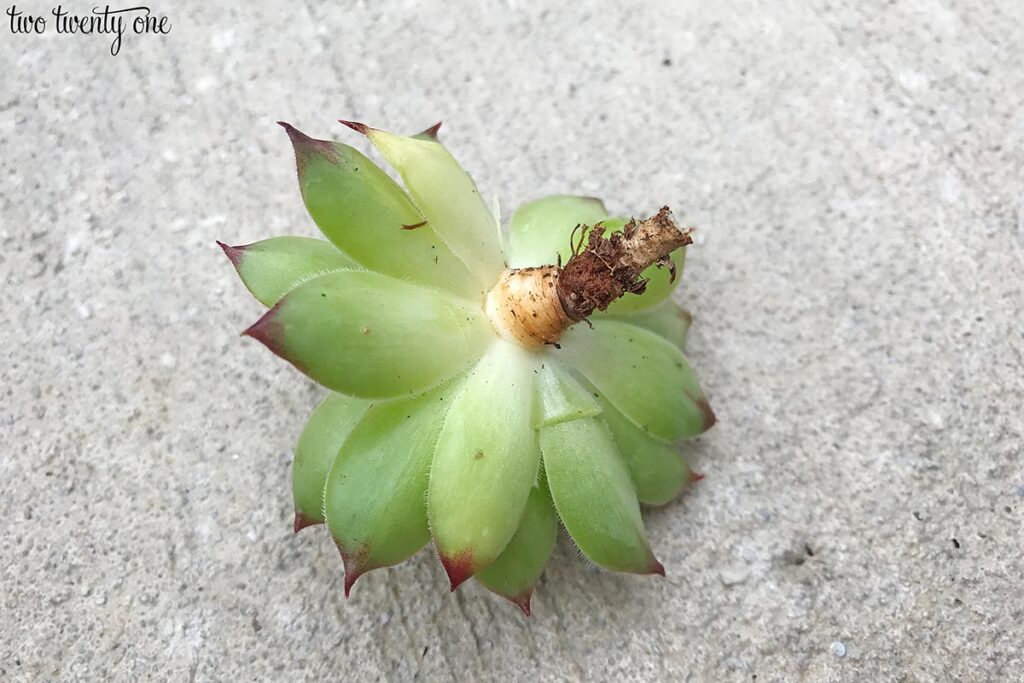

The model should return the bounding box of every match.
[540,417,663,574]
[536,360,601,426]
[597,396,693,506]
[599,300,693,350]
[292,392,370,530]
[218,236,359,307]
[352,124,506,285]
[505,195,609,268]
[427,340,541,589]
[280,123,481,300]
[325,381,459,595]
[474,479,558,616]
[243,270,490,399]
[557,319,714,442]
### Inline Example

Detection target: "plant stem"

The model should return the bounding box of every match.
[556,206,693,321]
[486,208,693,347]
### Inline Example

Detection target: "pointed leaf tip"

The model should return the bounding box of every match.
[276,121,321,147]
[241,307,275,342]
[277,120,303,142]
[278,122,340,168]
[339,119,370,134]
[343,566,364,598]
[216,240,244,268]
[440,550,477,592]
[696,398,717,431]
[650,558,666,577]
[293,510,321,534]
[241,305,296,367]
[336,540,371,598]
[415,121,442,139]
[510,590,533,617]
[689,471,705,485]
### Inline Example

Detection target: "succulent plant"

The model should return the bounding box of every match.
[219,120,715,615]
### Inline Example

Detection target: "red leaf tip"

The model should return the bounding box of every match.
[241,305,288,357]
[278,122,338,167]
[689,471,706,485]
[696,398,717,431]
[416,121,442,139]
[293,510,321,534]
[439,550,477,592]
[216,240,245,268]
[649,558,666,577]
[343,569,361,598]
[335,540,372,598]
[509,590,533,617]
[339,119,370,135]
[277,120,314,145]
[241,303,312,377]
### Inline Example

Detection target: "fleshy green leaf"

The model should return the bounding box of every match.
[556,320,714,441]
[292,392,370,531]
[598,218,687,315]
[599,300,693,350]
[280,123,481,300]
[355,124,506,285]
[536,360,601,426]
[506,195,608,268]
[324,381,459,595]
[244,270,490,399]
[597,396,693,506]
[540,417,663,574]
[427,340,540,588]
[219,236,358,307]
[474,479,557,616]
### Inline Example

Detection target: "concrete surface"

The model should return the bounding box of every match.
[2,1,1022,680]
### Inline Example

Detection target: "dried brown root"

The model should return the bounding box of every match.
[485,207,693,348]
[557,206,692,321]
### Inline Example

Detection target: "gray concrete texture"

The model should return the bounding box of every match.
[2,0,1022,680]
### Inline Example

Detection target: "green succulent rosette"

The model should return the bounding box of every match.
[220,121,714,615]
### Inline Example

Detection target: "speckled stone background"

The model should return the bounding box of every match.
[2,1,1022,681]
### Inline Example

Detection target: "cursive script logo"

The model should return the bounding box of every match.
[6,4,171,55]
